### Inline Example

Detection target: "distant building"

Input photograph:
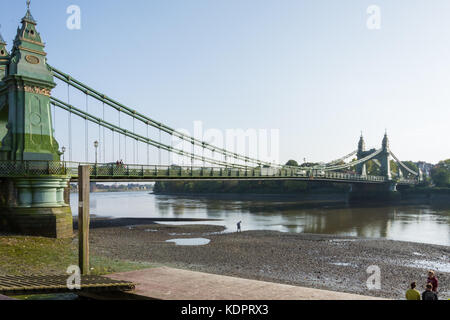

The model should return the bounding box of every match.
[416,161,433,177]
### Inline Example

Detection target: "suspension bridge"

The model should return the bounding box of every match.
[0,5,421,238]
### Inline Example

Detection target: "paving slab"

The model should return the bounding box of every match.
[106,267,384,300]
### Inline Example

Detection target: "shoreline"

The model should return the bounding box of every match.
[88,220,450,300]
[151,191,449,206]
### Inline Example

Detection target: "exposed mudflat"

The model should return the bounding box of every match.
[89,221,449,300]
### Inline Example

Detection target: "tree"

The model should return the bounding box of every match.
[431,160,450,187]
[300,162,319,168]
[285,160,299,167]
[366,160,381,175]
[401,161,419,173]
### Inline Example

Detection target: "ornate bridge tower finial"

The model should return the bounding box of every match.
[0,24,10,84]
[27,0,31,10]
[358,132,366,153]
[382,130,390,151]
[380,131,392,180]
[356,133,367,176]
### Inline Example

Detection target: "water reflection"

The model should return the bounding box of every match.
[70,192,450,246]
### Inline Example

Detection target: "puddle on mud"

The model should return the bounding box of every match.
[166,238,211,246]
[329,262,358,268]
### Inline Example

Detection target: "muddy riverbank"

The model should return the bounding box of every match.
[88,221,449,300]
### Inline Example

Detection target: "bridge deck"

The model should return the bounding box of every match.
[0,161,417,184]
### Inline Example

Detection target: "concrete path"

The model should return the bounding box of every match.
[107,267,384,300]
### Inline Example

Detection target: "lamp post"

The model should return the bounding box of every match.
[62,146,66,162]
[94,141,99,165]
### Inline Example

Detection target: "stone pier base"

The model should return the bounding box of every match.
[0,206,73,238]
[0,176,73,239]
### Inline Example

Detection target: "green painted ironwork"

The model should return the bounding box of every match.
[0,160,419,185]
[0,7,60,162]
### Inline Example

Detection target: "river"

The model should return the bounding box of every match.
[70,191,450,247]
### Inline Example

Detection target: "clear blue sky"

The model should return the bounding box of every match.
[1,0,449,164]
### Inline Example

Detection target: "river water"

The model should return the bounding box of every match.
[70,191,450,247]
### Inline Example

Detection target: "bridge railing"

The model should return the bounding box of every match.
[0,160,402,183]
[0,161,67,177]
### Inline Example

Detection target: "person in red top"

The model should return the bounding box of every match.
[427,270,438,292]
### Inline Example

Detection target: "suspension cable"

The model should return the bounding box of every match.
[85,94,89,162]
[191,140,194,169]
[98,122,101,163]
[202,144,205,167]
[50,97,247,168]
[146,124,149,165]
[323,149,382,171]
[118,110,121,161]
[53,104,56,138]
[324,150,358,167]
[112,129,115,162]
[50,66,278,168]
[159,129,162,166]
[136,138,139,164]
[67,83,72,162]
[124,134,127,163]
[103,101,106,163]
[133,117,136,164]
[389,151,418,176]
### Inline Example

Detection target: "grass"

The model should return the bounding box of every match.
[0,236,153,276]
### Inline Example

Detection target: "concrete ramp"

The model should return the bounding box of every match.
[107,267,384,300]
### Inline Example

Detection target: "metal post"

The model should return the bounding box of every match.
[94,141,99,176]
[118,111,121,160]
[133,118,136,164]
[94,141,98,165]
[103,102,106,164]
[159,129,162,166]
[78,165,91,275]
[85,95,89,163]
[147,125,150,165]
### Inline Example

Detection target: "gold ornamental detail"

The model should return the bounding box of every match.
[24,85,51,97]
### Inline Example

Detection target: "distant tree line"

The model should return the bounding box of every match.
[153,179,349,195]
[153,159,348,195]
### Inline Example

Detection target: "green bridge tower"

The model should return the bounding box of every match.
[350,132,399,202]
[0,5,72,238]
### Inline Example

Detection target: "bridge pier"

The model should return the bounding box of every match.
[0,176,73,238]
[348,182,400,203]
